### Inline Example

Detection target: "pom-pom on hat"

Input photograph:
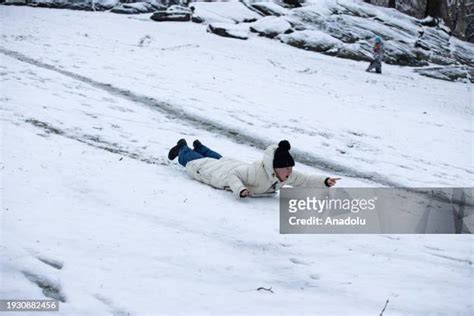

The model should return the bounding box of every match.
[273,140,295,168]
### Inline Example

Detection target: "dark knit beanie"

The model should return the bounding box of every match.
[273,140,295,168]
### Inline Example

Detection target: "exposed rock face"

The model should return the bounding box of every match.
[414,65,474,82]
[190,1,473,76]
[6,0,119,11]
[365,0,471,43]
[3,0,173,12]
[279,1,473,68]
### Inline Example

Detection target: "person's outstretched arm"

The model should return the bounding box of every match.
[287,170,339,188]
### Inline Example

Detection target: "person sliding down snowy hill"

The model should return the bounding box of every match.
[168,139,339,198]
[366,36,384,74]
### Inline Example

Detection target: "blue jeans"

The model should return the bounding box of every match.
[178,143,222,167]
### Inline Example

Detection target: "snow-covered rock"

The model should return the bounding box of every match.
[111,2,156,14]
[250,1,289,17]
[278,29,343,52]
[166,4,192,14]
[280,0,474,69]
[207,23,249,40]
[150,5,191,22]
[28,0,119,11]
[250,16,292,38]
[414,66,474,83]
[190,1,262,24]
[4,0,28,5]
[5,0,175,11]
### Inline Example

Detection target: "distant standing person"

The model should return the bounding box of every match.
[366,36,384,74]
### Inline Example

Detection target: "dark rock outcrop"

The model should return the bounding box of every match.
[279,1,473,69]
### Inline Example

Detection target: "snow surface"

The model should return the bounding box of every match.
[0,5,473,315]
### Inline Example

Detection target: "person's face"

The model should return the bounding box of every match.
[275,167,293,182]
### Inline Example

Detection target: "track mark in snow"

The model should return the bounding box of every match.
[25,118,170,167]
[424,245,443,252]
[37,256,64,270]
[22,271,66,302]
[267,59,287,70]
[108,105,135,113]
[309,273,321,280]
[426,252,472,265]
[94,294,130,316]
[297,67,318,74]
[378,235,400,241]
[289,258,309,265]
[159,43,200,51]
[138,35,152,47]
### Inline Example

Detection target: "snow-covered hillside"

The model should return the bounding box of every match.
[1,4,473,316]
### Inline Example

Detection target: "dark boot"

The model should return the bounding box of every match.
[168,138,187,160]
[193,139,202,150]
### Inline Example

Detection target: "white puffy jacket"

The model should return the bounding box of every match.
[186,145,328,197]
